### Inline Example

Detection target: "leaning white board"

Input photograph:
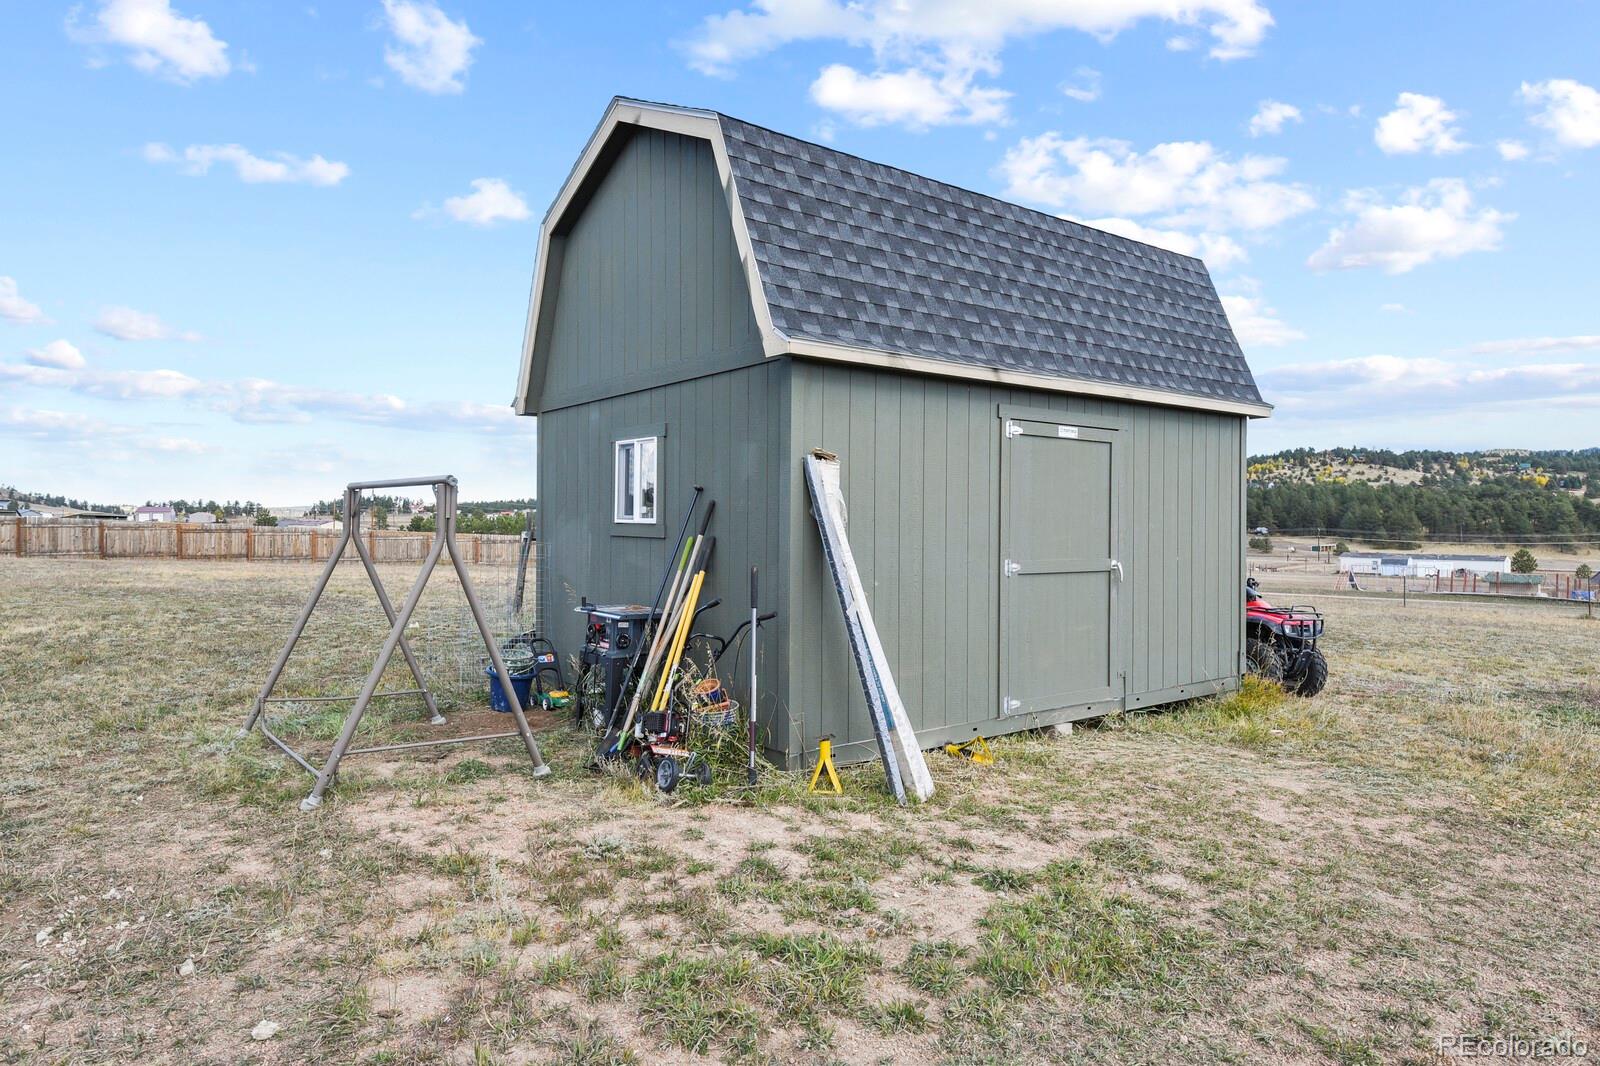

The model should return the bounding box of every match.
[804,451,935,804]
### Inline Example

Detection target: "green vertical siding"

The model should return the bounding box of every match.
[526,124,1248,772]
[536,361,793,754]
[785,361,1246,767]
[535,128,764,411]
[532,124,789,754]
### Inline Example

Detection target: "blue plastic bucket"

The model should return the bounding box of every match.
[485,666,536,713]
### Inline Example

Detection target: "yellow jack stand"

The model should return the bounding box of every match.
[944,736,995,766]
[808,738,842,794]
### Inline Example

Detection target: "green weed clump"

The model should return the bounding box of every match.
[1121,674,1339,749]
[973,859,1213,1002]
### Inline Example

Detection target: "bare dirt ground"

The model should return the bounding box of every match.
[2,559,1597,1065]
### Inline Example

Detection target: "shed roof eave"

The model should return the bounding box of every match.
[778,335,1274,418]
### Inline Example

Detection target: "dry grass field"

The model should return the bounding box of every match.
[2,558,1598,1064]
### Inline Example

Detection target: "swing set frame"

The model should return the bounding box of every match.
[239,475,551,811]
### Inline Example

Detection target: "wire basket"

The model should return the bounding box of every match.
[686,677,739,730]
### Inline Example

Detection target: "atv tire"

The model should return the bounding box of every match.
[1246,638,1284,684]
[1293,648,1328,698]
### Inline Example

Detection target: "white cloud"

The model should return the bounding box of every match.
[1380,302,1408,313]
[1061,66,1101,103]
[440,178,531,226]
[1495,139,1529,161]
[1247,99,1300,136]
[1260,354,1600,418]
[67,0,231,83]
[809,63,1009,127]
[143,142,350,186]
[381,0,480,94]
[0,360,517,433]
[682,1,1271,129]
[93,305,201,342]
[1307,179,1511,275]
[1221,294,1303,347]
[1519,78,1600,149]
[0,405,210,453]
[1466,334,1600,356]
[1074,216,1247,270]
[1374,92,1466,155]
[26,340,86,369]
[0,361,201,399]
[0,277,48,325]
[998,134,1314,232]
[684,0,1274,75]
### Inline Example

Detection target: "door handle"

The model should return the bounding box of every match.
[1110,560,1124,581]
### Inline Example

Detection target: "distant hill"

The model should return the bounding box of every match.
[1,484,126,514]
[1249,447,1600,491]
[1246,448,1600,548]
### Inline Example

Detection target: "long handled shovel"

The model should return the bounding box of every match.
[596,496,706,756]
[607,511,715,754]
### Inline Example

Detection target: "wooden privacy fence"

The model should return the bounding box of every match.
[0,520,525,565]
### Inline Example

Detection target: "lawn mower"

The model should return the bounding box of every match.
[1245,577,1328,697]
[499,633,572,713]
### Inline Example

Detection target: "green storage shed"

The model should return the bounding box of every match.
[515,98,1271,769]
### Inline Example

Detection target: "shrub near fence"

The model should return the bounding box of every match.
[0,520,525,565]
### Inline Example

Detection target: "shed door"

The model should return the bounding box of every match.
[1000,417,1120,716]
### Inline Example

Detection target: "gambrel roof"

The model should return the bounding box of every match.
[516,98,1270,418]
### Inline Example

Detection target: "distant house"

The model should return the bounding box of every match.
[1484,572,1545,597]
[1337,551,1408,576]
[1404,553,1510,578]
[1338,551,1509,577]
[53,507,127,521]
[185,512,217,525]
[0,501,47,520]
[278,517,337,530]
[133,506,176,522]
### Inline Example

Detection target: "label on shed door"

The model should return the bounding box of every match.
[1057,425,1079,438]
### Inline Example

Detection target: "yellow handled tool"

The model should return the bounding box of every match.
[650,569,704,715]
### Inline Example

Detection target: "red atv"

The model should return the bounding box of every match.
[1245,578,1328,697]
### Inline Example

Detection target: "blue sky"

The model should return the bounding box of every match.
[3,1,1598,505]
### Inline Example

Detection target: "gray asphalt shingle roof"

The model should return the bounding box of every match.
[717,113,1265,408]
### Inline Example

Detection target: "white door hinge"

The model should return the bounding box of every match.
[1004,559,1021,577]
[1002,696,1021,714]
[1005,420,1024,438]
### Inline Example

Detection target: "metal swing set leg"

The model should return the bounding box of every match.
[239,475,550,811]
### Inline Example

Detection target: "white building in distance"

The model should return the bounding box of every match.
[1338,551,1510,577]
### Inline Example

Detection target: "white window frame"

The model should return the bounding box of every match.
[613,436,658,524]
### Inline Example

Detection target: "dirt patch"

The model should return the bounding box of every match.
[3,558,1599,1063]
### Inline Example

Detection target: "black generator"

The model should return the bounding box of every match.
[575,602,659,730]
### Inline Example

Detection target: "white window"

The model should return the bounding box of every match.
[614,437,658,523]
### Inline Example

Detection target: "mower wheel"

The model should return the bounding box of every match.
[635,751,656,781]
[693,760,712,787]
[1246,638,1284,683]
[655,755,681,793]
[1294,648,1328,698]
